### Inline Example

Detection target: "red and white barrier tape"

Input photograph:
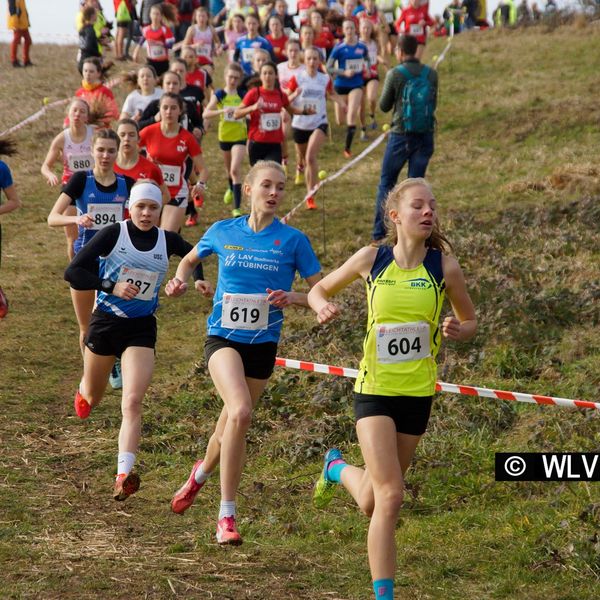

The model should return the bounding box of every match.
[281,131,389,224]
[274,357,599,411]
[0,77,121,139]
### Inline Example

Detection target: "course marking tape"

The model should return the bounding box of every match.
[0,77,121,139]
[431,23,454,69]
[274,357,598,411]
[281,131,389,224]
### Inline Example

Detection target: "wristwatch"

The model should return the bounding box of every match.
[100,279,115,294]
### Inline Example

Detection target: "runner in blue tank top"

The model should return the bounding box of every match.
[64,182,211,502]
[166,160,322,546]
[233,13,275,75]
[48,129,135,357]
[326,19,370,158]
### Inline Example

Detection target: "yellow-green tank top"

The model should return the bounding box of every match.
[354,246,446,397]
[215,89,247,143]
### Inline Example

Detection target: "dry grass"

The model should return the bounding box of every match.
[0,24,599,599]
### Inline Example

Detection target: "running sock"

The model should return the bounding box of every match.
[345,126,356,151]
[117,452,136,476]
[327,459,348,483]
[232,183,242,209]
[194,464,212,485]
[228,177,233,190]
[373,579,394,600]
[219,500,236,520]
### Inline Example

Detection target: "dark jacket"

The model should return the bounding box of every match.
[379,58,438,134]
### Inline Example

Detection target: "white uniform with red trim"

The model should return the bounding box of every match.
[287,70,332,130]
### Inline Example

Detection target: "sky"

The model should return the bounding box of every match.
[0,0,575,44]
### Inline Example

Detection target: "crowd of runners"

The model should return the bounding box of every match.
[0,2,479,599]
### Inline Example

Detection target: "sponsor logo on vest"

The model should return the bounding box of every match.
[153,254,163,260]
[407,278,432,289]
[224,245,244,250]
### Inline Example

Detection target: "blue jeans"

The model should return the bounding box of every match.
[372,131,434,241]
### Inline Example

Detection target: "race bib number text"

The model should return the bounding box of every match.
[346,58,364,73]
[117,266,159,301]
[221,293,270,330]
[88,203,122,230]
[376,321,431,364]
[160,164,181,186]
[260,112,282,131]
[148,42,167,60]
[68,154,94,172]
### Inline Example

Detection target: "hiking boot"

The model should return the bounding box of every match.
[171,459,206,514]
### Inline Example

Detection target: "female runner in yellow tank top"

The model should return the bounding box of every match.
[307,177,476,600]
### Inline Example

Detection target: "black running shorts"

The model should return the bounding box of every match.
[204,335,278,380]
[353,392,433,436]
[84,310,157,357]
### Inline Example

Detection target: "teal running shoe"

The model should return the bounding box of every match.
[313,448,342,509]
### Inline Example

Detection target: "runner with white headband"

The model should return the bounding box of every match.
[64,181,211,501]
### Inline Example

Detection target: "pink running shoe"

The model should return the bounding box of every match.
[216,515,243,546]
[171,459,205,514]
[74,389,91,419]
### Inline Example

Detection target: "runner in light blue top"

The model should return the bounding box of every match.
[166,160,322,547]
[196,215,320,343]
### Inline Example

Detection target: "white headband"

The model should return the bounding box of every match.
[129,182,163,209]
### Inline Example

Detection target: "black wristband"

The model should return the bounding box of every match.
[100,278,116,294]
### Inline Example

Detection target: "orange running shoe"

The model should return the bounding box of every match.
[0,286,8,319]
[113,472,141,501]
[171,459,206,514]
[185,213,198,227]
[343,149,352,159]
[216,515,243,546]
[74,389,92,419]
[305,196,317,210]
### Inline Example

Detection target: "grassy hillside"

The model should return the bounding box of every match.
[0,23,599,599]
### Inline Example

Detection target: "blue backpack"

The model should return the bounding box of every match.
[397,64,435,133]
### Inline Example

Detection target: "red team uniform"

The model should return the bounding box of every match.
[242,87,290,144]
[139,124,201,200]
[395,5,434,44]
[114,155,165,187]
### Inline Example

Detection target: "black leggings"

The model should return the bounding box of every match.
[248,141,282,166]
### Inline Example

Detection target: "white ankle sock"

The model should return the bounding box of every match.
[194,464,211,485]
[117,452,136,476]
[219,500,236,520]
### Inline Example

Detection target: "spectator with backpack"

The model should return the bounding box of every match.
[371,34,437,245]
